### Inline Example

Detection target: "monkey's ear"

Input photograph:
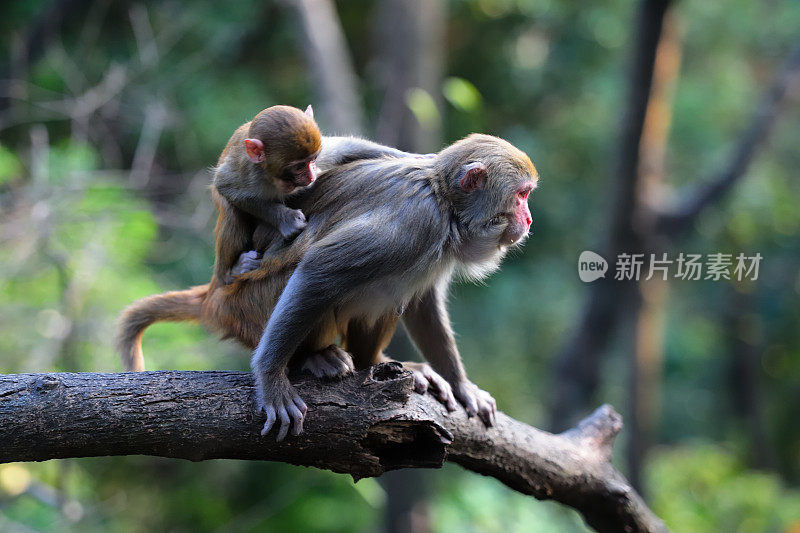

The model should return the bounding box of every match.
[304,105,314,119]
[244,138,266,163]
[459,162,487,192]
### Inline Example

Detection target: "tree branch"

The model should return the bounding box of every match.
[0,363,666,533]
[657,42,800,237]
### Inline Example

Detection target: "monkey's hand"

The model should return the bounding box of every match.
[278,208,307,240]
[454,380,497,427]
[255,371,308,441]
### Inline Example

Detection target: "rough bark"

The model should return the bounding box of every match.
[0,363,667,533]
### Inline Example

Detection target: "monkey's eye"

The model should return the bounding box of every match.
[517,189,531,201]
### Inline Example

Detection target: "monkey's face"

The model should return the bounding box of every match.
[497,180,535,247]
[456,158,537,261]
[442,134,538,261]
[276,151,321,194]
[247,104,323,194]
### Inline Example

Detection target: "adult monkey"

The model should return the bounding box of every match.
[117,134,538,442]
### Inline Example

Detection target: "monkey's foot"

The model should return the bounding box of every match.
[454,380,497,427]
[301,345,354,379]
[256,373,308,441]
[400,362,458,413]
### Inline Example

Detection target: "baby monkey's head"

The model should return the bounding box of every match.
[244,105,322,194]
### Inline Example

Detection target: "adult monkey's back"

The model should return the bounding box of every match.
[118,134,539,442]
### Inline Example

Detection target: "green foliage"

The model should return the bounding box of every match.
[406,87,442,131]
[649,444,800,532]
[432,467,589,532]
[443,77,483,113]
[0,143,22,184]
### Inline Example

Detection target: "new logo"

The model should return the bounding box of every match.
[578,251,608,282]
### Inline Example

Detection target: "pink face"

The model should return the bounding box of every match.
[285,154,320,187]
[516,184,533,226]
[501,182,534,246]
[278,153,319,194]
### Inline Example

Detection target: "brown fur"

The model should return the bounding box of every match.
[115,286,207,371]
[344,315,400,369]
[218,105,321,178]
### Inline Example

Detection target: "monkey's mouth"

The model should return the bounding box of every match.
[292,175,313,187]
[503,225,530,247]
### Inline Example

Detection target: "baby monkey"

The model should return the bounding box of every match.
[212,105,321,283]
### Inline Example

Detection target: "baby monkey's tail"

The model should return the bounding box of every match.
[115,285,208,371]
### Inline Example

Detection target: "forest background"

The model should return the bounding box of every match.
[1,0,799,531]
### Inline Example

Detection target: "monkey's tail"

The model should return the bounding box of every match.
[115,285,208,371]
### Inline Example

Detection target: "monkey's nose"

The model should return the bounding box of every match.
[308,161,320,182]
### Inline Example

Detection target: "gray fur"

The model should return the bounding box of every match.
[251,134,538,437]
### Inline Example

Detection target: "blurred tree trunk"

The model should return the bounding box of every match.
[372,0,445,152]
[288,0,365,134]
[382,328,434,533]
[382,325,434,533]
[626,10,682,491]
[371,1,446,532]
[548,0,673,432]
[548,0,800,489]
[724,288,774,469]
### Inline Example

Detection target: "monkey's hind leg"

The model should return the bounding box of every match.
[344,314,458,411]
[344,314,398,369]
[211,190,255,285]
[226,225,304,284]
